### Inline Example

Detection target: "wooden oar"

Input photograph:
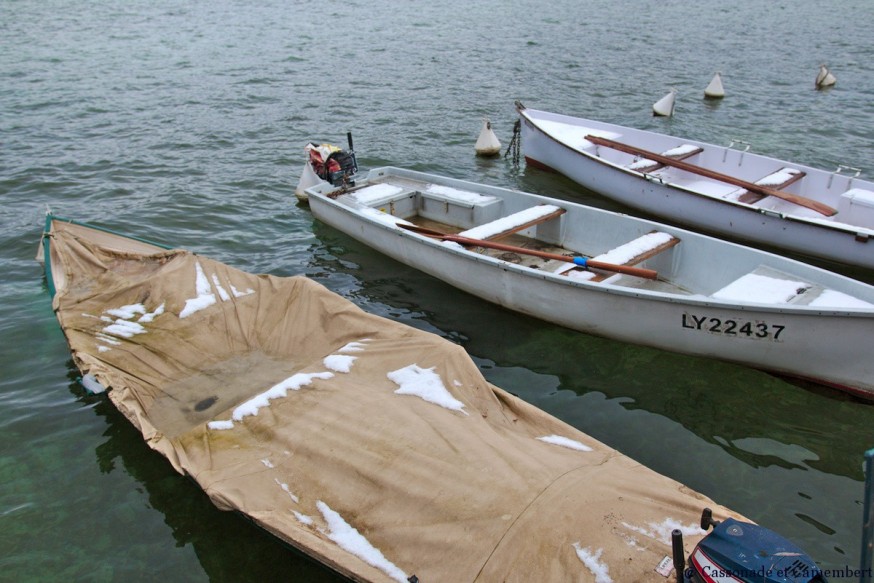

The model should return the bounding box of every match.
[398,223,659,280]
[585,134,838,217]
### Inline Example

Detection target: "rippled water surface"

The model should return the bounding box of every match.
[3,0,874,581]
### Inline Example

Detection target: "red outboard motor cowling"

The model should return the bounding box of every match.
[306,132,358,187]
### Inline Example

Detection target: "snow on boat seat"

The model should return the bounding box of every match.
[421,184,498,208]
[711,266,874,308]
[349,183,411,206]
[837,188,874,225]
[419,183,503,226]
[458,204,566,241]
[341,182,421,220]
[627,144,704,173]
[557,231,680,282]
[723,168,806,204]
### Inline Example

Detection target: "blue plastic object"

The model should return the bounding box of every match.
[687,517,825,582]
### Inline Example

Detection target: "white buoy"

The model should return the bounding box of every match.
[815,64,836,89]
[653,88,677,117]
[704,72,725,99]
[474,119,501,157]
[294,160,326,202]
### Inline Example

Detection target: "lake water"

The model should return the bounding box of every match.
[2,0,874,581]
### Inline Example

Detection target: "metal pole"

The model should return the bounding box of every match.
[862,448,874,583]
[672,529,685,583]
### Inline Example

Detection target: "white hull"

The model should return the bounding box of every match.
[306,167,874,398]
[518,105,874,269]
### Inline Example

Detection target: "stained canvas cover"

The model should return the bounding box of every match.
[42,216,744,582]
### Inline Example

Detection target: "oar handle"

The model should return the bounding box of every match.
[576,257,660,280]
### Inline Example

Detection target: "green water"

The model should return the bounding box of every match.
[2,0,874,580]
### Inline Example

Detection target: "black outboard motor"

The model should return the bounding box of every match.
[677,508,826,583]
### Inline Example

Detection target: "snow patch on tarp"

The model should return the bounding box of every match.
[208,371,334,430]
[180,261,254,318]
[105,303,146,319]
[274,478,299,504]
[537,434,593,452]
[138,303,165,323]
[211,273,231,301]
[317,500,409,583]
[338,340,371,353]
[573,544,612,583]
[180,261,216,318]
[387,364,467,414]
[324,354,357,373]
[93,302,166,352]
[294,511,314,525]
[622,518,703,545]
[102,319,146,338]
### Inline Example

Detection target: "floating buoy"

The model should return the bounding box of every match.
[474,119,501,156]
[704,72,725,99]
[653,89,677,117]
[815,64,836,89]
[294,160,326,202]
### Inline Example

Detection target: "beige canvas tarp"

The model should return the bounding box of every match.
[43,217,745,582]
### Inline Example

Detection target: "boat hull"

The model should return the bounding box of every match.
[308,168,874,398]
[518,107,874,269]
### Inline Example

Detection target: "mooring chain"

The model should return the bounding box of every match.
[504,119,521,168]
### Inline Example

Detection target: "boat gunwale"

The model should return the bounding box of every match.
[517,107,874,239]
[308,171,874,318]
[42,213,181,299]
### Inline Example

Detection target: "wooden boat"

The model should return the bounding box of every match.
[306,166,874,399]
[516,102,874,270]
[39,213,826,582]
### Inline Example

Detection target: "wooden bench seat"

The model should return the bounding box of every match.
[628,144,703,173]
[730,168,806,204]
[557,231,680,281]
[458,204,565,241]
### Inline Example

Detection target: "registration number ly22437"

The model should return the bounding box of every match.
[681,313,786,341]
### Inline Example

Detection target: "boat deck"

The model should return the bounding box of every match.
[405,215,692,295]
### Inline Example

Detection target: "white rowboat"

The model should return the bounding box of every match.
[306,166,874,399]
[516,102,874,269]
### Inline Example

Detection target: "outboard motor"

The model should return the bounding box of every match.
[677,508,826,583]
[307,132,358,188]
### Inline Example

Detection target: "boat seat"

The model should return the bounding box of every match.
[628,144,703,173]
[837,188,874,225]
[556,231,680,282]
[713,266,874,308]
[458,204,565,241]
[726,168,806,204]
[710,266,815,305]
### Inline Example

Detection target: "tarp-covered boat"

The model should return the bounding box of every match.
[38,214,824,582]
[516,102,874,270]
